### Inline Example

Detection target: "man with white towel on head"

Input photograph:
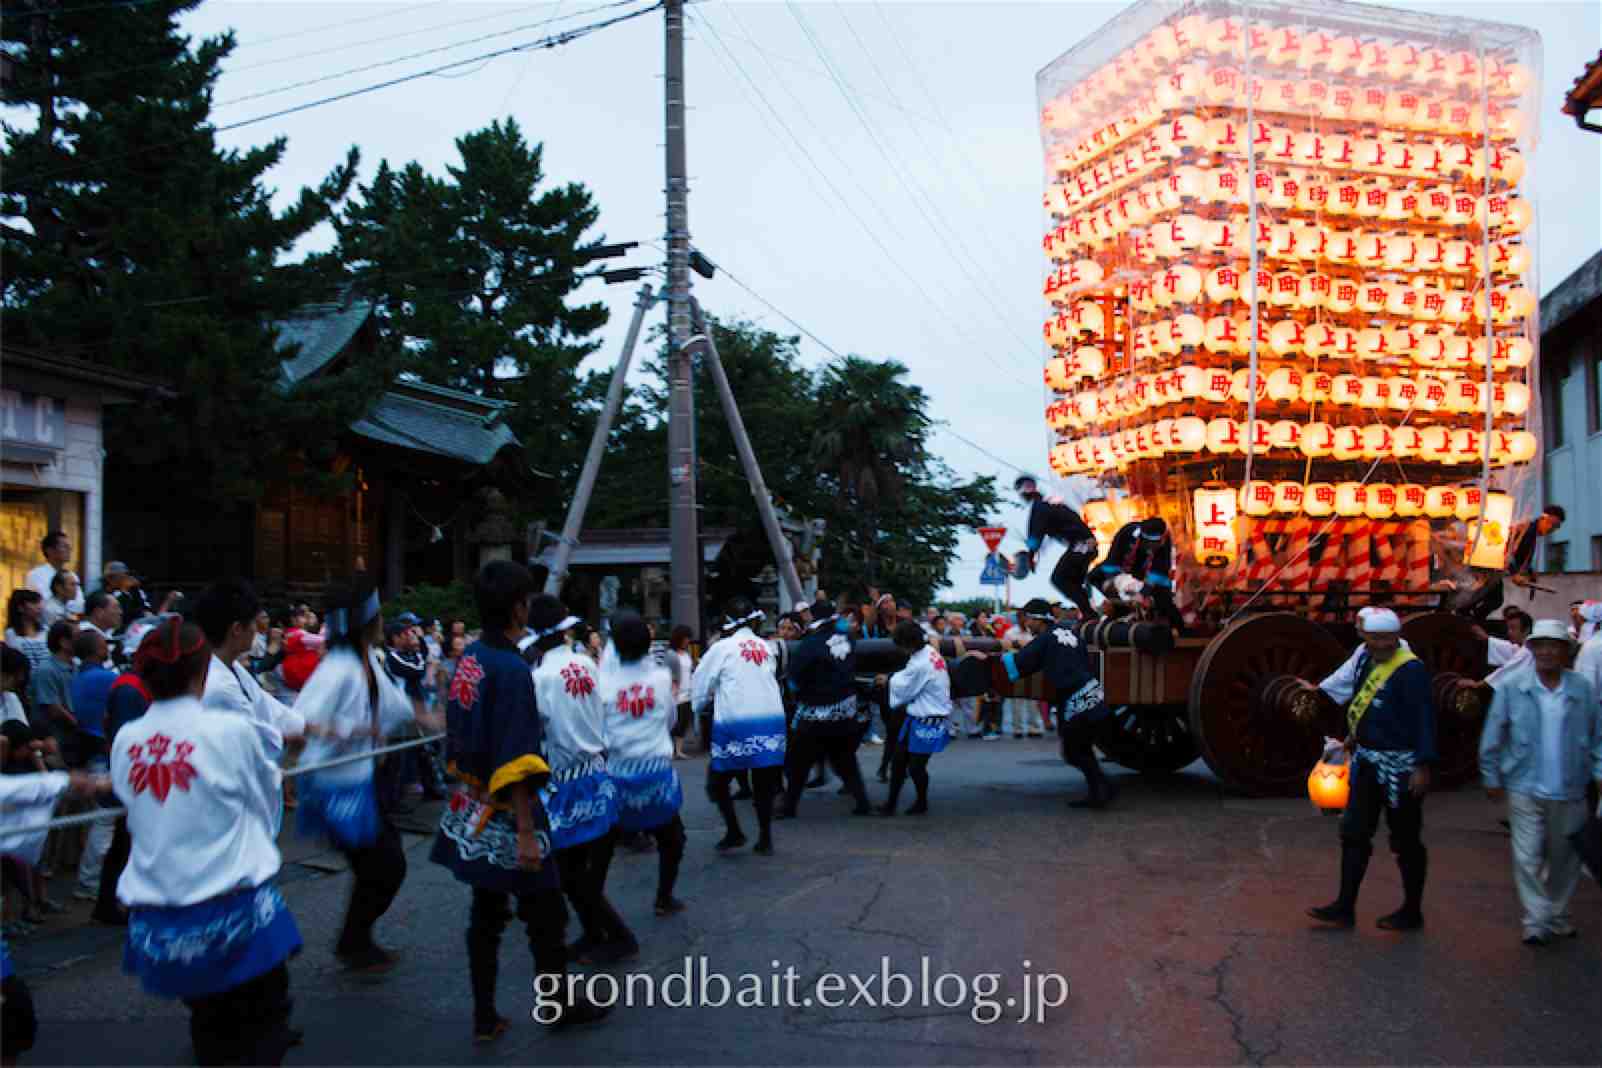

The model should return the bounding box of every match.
[1308,607,1436,933]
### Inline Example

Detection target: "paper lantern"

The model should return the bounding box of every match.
[1415,375,1447,412]
[1273,481,1305,514]
[1240,480,1277,517]
[1451,427,1483,464]
[1204,316,1241,353]
[1266,366,1302,402]
[1362,424,1393,459]
[1330,374,1363,407]
[1069,259,1105,289]
[1304,482,1337,517]
[1206,418,1242,454]
[1045,356,1073,391]
[1304,325,1337,360]
[1388,377,1420,412]
[1270,271,1302,308]
[1205,265,1242,303]
[1423,486,1457,519]
[1070,301,1106,337]
[1501,382,1531,416]
[1173,364,1204,399]
[1393,484,1425,518]
[1334,482,1368,517]
[1171,416,1207,452]
[1453,485,1486,523]
[1507,431,1537,463]
[1392,426,1424,460]
[1498,198,1533,233]
[1326,278,1358,314]
[1358,377,1389,410]
[1301,422,1336,458]
[1230,368,1266,404]
[1301,272,1332,310]
[1170,313,1205,351]
[1200,367,1234,404]
[1365,483,1398,520]
[1308,753,1350,812]
[1446,379,1479,414]
[1269,321,1305,358]
[1504,337,1534,369]
[1332,426,1364,462]
[1419,426,1453,463]
[1462,490,1515,570]
[1073,346,1106,381]
[1192,487,1238,566]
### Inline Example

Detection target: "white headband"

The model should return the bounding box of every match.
[533,614,581,640]
[722,609,764,632]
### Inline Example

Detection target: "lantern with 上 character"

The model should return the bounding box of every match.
[1193,486,1238,567]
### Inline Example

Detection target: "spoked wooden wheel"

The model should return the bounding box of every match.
[1400,612,1490,788]
[1097,703,1200,774]
[1188,613,1347,795]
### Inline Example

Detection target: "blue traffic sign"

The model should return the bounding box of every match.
[980,554,1008,586]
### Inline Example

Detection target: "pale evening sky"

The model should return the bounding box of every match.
[178,0,1602,603]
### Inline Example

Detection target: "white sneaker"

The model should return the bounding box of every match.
[864,734,884,746]
[1548,919,1578,938]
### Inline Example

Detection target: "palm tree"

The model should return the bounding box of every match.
[809,357,928,584]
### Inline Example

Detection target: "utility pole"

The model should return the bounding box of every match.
[664,0,701,637]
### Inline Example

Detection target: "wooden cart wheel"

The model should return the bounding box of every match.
[1096,703,1201,774]
[1400,612,1490,789]
[1188,613,1348,795]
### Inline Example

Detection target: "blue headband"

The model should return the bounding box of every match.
[328,591,381,640]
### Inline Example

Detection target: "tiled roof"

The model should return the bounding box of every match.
[351,389,519,466]
[274,299,374,387]
[1563,49,1602,121]
[1539,249,1602,339]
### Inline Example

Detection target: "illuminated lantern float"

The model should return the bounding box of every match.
[1029,0,1543,795]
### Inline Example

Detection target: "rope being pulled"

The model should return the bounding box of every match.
[0,733,447,837]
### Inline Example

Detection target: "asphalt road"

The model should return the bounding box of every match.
[15,736,1602,1066]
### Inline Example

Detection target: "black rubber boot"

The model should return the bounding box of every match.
[1378,849,1426,931]
[1308,842,1370,927]
[714,796,745,851]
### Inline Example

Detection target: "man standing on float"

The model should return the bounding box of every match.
[1012,474,1098,620]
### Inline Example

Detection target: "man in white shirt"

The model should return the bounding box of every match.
[1478,620,1602,945]
[26,530,83,616]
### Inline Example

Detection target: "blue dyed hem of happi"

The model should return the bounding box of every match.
[610,757,684,831]
[710,715,786,772]
[430,795,562,893]
[542,756,617,851]
[295,778,380,851]
[900,715,951,756]
[124,884,302,999]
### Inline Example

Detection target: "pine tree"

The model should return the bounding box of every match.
[333,118,609,501]
[1,0,372,500]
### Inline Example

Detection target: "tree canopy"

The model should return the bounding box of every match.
[584,319,997,608]
[331,118,610,512]
[1,0,376,500]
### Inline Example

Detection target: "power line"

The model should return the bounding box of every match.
[213,0,642,109]
[692,252,847,361]
[3,3,663,193]
[231,0,444,53]
[781,2,1038,377]
[824,1,1040,355]
[694,7,1033,391]
[42,0,554,91]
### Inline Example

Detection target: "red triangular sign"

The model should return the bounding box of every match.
[978,526,1006,553]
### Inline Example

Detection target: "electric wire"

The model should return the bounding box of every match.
[212,0,641,109]
[825,0,1040,354]
[3,3,664,193]
[781,0,1039,375]
[694,7,1033,390]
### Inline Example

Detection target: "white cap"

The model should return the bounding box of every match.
[1528,619,1575,644]
[1580,601,1602,624]
[1357,606,1402,634]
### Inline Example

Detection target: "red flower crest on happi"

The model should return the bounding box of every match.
[739,640,769,667]
[616,683,655,719]
[126,733,198,803]
[562,662,596,698]
[929,653,946,673]
[450,655,485,709]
